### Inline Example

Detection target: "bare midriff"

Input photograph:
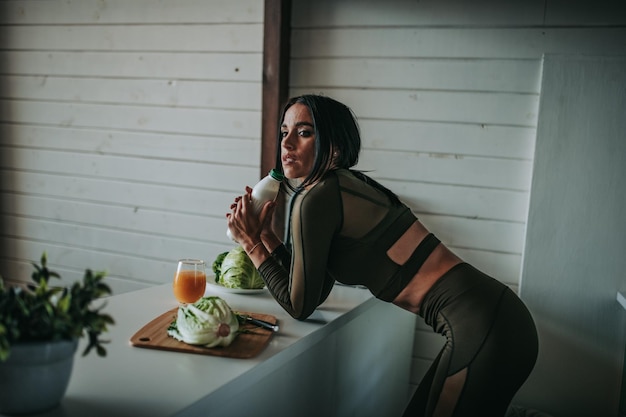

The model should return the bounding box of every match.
[388,220,463,314]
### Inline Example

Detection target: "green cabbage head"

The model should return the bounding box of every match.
[167,296,239,348]
[218,246,265,289]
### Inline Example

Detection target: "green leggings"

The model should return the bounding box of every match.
[402,263,538,417]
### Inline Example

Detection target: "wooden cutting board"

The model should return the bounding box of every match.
[130,308,277,359]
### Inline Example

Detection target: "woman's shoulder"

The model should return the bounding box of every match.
[305,170,342,196]
[296,170,343,208]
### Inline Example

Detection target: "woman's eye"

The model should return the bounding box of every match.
[280,131,288,138]
[298,130,312,137]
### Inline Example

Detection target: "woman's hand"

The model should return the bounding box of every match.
[226,187,277,250]
[226,187,258,246]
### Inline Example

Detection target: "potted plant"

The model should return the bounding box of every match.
[0,253,114,415]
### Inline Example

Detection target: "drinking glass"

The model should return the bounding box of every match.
[173,259,207,304]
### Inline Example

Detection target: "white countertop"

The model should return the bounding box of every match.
[22,282,377,417]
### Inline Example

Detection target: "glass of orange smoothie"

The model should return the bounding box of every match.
[173,259,207,304]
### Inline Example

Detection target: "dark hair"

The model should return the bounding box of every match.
[274,94,401,205]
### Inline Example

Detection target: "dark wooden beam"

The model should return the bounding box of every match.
[261,0,291,177]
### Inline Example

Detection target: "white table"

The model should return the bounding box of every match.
[16,282,416,417]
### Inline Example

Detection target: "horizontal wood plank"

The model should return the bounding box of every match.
[293,0,546,27]
[0,125,261,166]
[0,0,263,24]
[0,24,263,52]
[3,216,234,276]
[291,58,542,94]
[291,27,626,59]
[0,170,256,217]
[1,51,262,81]
[0,148,259,191]
[290,87,540,127]
[2,76,261,111]
[357,149,533,191]
[0,237,234,294]
[0,100,261,139]
[2,190,239,242]
[381,180,530,223]
[359,119,536,160]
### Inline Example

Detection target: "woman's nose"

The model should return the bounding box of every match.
[282,132,295,149]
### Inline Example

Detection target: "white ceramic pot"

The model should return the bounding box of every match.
[0,339,78,415]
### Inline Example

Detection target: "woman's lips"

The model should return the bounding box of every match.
[282,154,296,164]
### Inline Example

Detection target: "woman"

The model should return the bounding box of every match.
[226,94,538,417]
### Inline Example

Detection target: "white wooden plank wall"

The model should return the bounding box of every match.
[289,0,626,395]
[0,0,264,294]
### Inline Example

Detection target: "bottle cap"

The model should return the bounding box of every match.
[269,169,284,181]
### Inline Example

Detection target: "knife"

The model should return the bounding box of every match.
[243,316,279,332]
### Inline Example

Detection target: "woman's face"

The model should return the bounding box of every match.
[280,103,316,183]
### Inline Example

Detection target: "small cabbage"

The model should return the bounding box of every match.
[167,296,239,348]
[218,246,265,290]
[212,251,228,282]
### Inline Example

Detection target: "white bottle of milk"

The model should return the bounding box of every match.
[227,169,284,242]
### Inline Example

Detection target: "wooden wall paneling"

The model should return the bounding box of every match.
[0,0,266,294]
[358,120,536,160]
[0,126,259,168]
[0,101,260,138]
[356,150,533,191]
[0,237,217,294]
[290,58,542,94]
[387,181,529,223]
[5,195,216,243]
[3,76,261,111]
[290,88,539,126]
[0,24,263,52]
[1,51,261,80]
[292,0,546,27]
[291,28,626,59]
[0,0,264,24]
[0,170,243,219]
[0,148,256,191]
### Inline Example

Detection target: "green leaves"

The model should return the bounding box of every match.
[212,251,228,283]
[218,246,265,289]
[0,252,115,362]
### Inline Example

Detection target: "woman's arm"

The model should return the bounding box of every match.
[228,178,341,320]
[259,179,341,319]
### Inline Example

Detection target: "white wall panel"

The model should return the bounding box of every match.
[0,0,264,296]
[291,87,539,126]
[292,0,546,27]
[0,101,260,138]
[0,125,260,166]
[359,119,536,160]
[0,24,263,52]
[291,58,542,93]
[0,170,248,218]
[4,76,260,110]
[0,0,263,24]
[356,149,533,190]
[291,27,626,59]
[1,51,260,81]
